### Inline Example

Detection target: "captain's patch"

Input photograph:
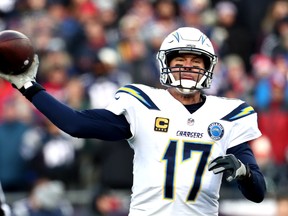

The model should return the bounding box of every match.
[154,117,169,132]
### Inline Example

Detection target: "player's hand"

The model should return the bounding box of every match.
[0,54,39,89]
[208,154,249,182]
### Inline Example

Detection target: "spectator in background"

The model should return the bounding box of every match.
[12,178,73,216]
[93,1,120,46]
[253,54,288,165]
[251,54,275,110]
[218,54,254,101]
[260,0,288,55]
[117,13,153,85]
[261,16,288,57]
[74,18,108,74]
[151,0,181,31]
[39,50,72,100]
[81,47,131,109]
[21,117,84,189]
[127,0,154,29]
[90,184,131,216]
[46,0,84,59]
[70,0,99,24]
[261,0,288,34]
[63,76,89,111]
[180,0,212,32]
[0,97,32,192]
[89,137,133,216]
[210,1,253,71]
[257,94,288,165]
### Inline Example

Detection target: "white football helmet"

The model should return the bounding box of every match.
[157,27,218,94]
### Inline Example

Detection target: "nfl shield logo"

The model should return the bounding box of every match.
[187,118,194,126]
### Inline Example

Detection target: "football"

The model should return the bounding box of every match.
[0,30,34,75]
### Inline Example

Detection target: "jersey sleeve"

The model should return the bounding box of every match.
[106,84,160,140]
[106,96,136,140]
[32,90,131,140]
[105,85,136,139]
[221,102,262,148]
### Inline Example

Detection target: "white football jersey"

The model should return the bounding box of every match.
[106,84,261,216]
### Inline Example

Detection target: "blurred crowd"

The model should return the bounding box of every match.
[0,0,287,215]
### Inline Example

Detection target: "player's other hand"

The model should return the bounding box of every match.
[208,154,250,182]
[0,54,39,89]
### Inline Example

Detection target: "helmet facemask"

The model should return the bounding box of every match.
[164,64,213,94]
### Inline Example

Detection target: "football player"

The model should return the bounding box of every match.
[0,27,266,216]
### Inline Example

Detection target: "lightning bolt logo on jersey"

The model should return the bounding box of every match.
[106,84,261,216]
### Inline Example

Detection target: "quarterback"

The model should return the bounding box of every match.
[0,27,266,216]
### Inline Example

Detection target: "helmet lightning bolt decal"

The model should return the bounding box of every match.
[200,35,207,45]
[172,32,180,42]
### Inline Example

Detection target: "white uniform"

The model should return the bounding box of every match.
[106,84,261,216]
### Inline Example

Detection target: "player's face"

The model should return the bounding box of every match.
[169,54,205,82]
